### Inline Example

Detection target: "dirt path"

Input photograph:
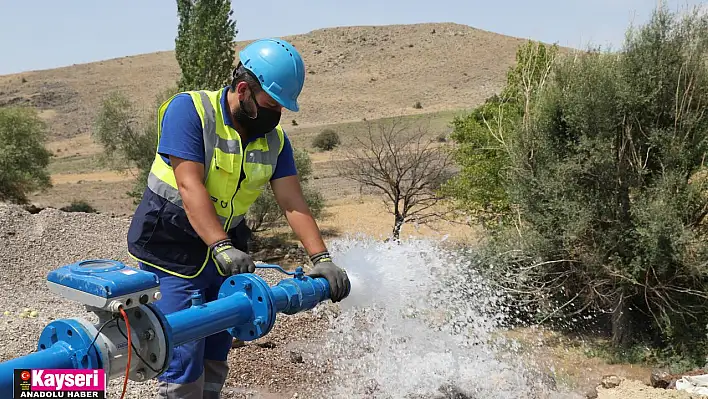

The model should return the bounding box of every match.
[50,170,134,184]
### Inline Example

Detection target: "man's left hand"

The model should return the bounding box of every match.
[307,260,350,303]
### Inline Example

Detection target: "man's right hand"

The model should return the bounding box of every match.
[210,239,256,275]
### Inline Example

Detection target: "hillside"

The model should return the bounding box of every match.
[0,22,538,141]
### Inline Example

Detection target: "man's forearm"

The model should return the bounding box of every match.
[170,156,228,246]
[285,209,328,257]
[178,180,228,246]
[271,175,328,257]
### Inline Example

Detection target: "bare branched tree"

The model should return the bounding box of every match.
[337,117,456,240]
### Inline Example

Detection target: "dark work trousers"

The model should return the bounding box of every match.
[140,220,252,399]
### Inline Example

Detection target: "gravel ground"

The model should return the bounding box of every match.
[0,204,337,398]
[0,203,700,399]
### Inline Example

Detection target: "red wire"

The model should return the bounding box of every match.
[119,307,131,399]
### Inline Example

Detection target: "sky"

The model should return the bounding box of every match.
[0,0,706,75]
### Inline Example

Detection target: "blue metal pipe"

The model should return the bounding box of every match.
[167,291,254,347]
[271,275,331,315]
[271,286,291,311]
[0,272,334,384]
[0,269,337,398]
[0,343,75,395]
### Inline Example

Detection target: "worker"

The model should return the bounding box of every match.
[126,37,350,399]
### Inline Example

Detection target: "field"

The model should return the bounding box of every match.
[32,109,479,243]
[2,22,509,232]
[0,23,531,141]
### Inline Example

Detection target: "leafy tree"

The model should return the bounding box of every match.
[466,6,708,364]
[0,106,52,204]
[175,0,238,91]
[442,41,558,227]
[440,95,519,228]
[92,87,178,202]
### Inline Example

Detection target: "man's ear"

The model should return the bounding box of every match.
[235,81,249,102]
[235,81,259,117]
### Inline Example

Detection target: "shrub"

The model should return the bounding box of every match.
[60,200,98,213]
[0,107,52,204]
[312,129,341,151]
[447,6,708,363]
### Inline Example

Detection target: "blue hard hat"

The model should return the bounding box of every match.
[238,38,306,112]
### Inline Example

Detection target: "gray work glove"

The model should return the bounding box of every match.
[210,239,256,275]
[306,252,350,303]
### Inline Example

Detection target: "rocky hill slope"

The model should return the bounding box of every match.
[0,22,543,141]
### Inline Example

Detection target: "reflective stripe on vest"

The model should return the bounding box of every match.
[131,88,284,278]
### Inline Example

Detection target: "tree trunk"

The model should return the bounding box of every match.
[611,125,635,349]
[612,292,633,348]
[392,214,404,240]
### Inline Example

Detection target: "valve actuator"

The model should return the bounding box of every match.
[46,259,162,312]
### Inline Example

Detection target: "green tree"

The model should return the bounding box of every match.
[440,95,519,228]
[92,87,179,202]
[175,0,238,91]
[0,106,52,204]
[441,41,558,227]
[472,6,708,363]
[246,148,325,232]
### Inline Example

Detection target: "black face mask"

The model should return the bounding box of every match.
[233,88,281,136]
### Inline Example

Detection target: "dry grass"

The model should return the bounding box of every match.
[268,194,480,244]
[31,179,137,215]
[37,109,459,216]
[0,22,554,142]
[5,21,563,232]
[502,327,656,394]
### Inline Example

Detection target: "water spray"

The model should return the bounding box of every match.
[306,236,570,399]
[0,260,339,398]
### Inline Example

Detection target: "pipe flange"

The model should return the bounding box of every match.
[37,319,102,369]
[124,304,171,382]
[219,274,276,341]
[143,303,173,377]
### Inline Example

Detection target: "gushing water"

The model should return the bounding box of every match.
[306,235,574,399]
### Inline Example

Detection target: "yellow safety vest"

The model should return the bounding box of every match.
[127,88,284,278]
